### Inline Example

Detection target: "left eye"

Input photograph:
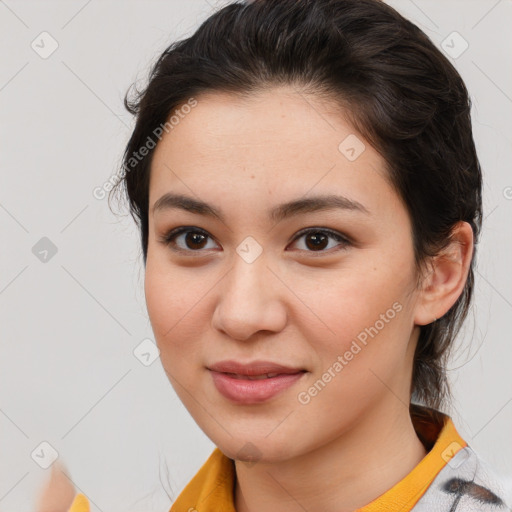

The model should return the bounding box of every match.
[160,227,350,254]
[289,228,351,253]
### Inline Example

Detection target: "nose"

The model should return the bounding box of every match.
[211,254,288,341]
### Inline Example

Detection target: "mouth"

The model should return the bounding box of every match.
[207,363,308,404]
[221,372,300,380]
[207,359,306,376]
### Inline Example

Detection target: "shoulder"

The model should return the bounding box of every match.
[413,446,512,511]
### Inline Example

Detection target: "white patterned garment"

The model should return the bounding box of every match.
[413,446,512,511]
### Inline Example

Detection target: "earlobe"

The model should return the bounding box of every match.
[414,221,474,326]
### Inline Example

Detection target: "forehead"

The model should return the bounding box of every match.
[158,87,359,157]
[148,87,401,221]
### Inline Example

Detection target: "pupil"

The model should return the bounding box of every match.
[306,232,327,251]
[187,232,207,249]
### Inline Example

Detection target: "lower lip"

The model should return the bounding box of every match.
[209,370,306,404]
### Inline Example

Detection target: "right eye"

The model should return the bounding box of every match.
[159,226,220,254]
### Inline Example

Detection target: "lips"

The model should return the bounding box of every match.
[207,359,305,377]
[227,373,281,380]
[207,360,307,404]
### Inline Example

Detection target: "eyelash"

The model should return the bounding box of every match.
[158,226,352,256]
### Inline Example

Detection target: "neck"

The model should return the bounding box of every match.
[234,401,428,512]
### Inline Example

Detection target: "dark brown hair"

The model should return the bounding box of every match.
[110,0,482,411]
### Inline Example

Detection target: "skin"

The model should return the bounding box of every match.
[145,86,473,512]
[35,461,76,512]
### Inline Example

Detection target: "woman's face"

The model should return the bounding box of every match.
[145,87,425,462]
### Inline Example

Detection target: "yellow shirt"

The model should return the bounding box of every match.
[68,406,467,512]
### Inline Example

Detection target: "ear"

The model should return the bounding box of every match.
[414,221,474,326]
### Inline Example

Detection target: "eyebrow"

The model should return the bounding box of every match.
[152,192,370,223]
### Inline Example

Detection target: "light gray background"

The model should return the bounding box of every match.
[1,1,511,511]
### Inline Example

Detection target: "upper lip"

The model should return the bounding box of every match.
[208,360,306,376]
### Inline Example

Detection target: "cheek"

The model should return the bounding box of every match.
[294,291,411,426]
[144,261,204,360]
[308,267,406,335]
[300,263,414,379]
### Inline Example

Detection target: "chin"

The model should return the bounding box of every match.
[215,433,303,465]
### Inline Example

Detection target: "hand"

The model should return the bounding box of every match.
[36,460,77,512]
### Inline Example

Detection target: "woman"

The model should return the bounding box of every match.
[41,0,511,510]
